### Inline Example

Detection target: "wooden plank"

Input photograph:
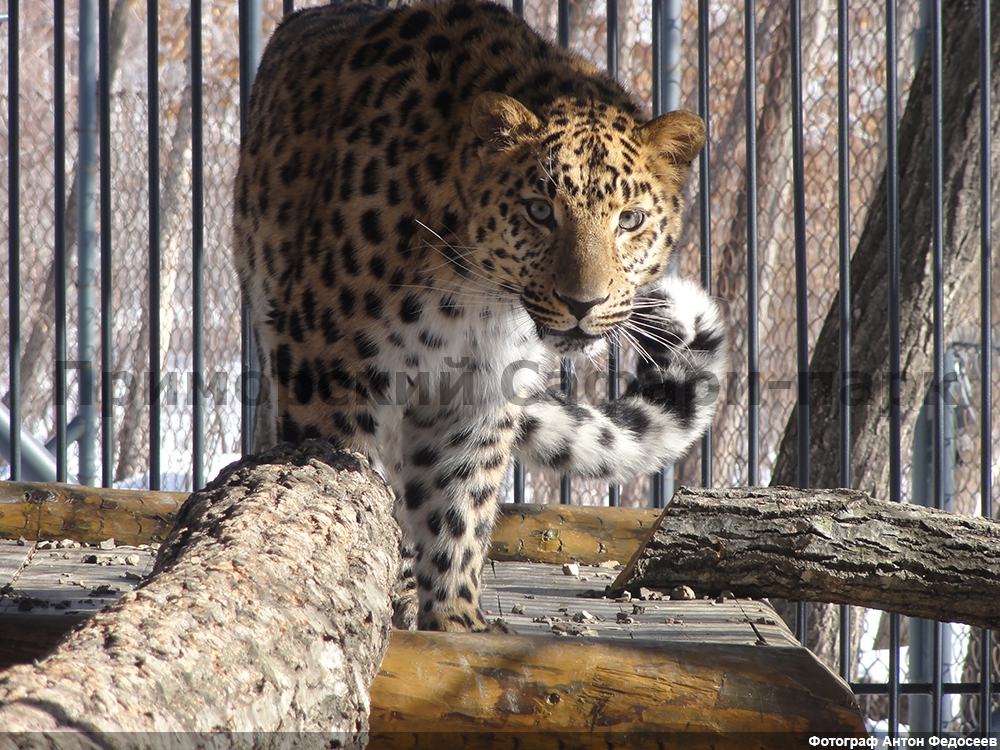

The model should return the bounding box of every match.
[0,547,864,737]
[481,560,798,646]
[0,539,157,668]
[490,504,661,565]
[0,542,156,617]
[370,631,865,743]
[0,481,184,546]
[0,481,654,564]
[0,540,33,587]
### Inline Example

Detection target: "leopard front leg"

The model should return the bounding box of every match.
[396,402,520,632]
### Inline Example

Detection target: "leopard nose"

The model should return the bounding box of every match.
[555,292,609,321]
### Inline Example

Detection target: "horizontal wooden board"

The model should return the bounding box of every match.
[371,631,865,744]
[0,481,184,546]
[0,481,653,564]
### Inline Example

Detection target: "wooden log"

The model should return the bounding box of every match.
[612,486,1000,631]
[0,441,400,747]
[0,480,649,564]
[488,503,660,565]
[0,481,185,546]
[368,631,865,746]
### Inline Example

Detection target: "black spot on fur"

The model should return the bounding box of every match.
[368,255,386,279]
[412,445,439,466]
[340,239,360,275]
[360,210,384,244]
[419,330,446,349]
[432,550,452,573]
[275,344,293,385]
[353,331,380,359]
[281,414,301,443]
[320,309,341,344]
[364,291,384,319]
[385,44,415,67]
[606,400,652,436]
[339,288,356,316]
[445,507,467,538]
[399,9,432,38]
[460,547,474,570]
[356,411,377,434]
[425,34,451,53]
[400,293,424,323]
[470,486,493,508]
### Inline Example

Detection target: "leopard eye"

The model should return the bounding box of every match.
[526,199,553,224]
[618,209,646,232]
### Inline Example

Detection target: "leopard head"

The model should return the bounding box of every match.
[467,92,705,354]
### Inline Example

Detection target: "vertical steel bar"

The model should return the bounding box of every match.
[99,0,113,488]
[790,0,808,492]
[558,0,571,505]
[191,0,205,490]
[54,0,68,482]
[606,0,620,508]
[239,0,262,456]
[511,0,526,501]
[979,0,993,732]
[558,0,569,49]
[148,0,161,490]
[560,360,573,505]
[284,0,294,17]
[78,0,99,488]
[929,0,944,729]
[886,0,902,732]
[652,0,663,117]
[650,0,672,504]
[6,1,19,481]
[790,0,810,647]
[837,0,853,684]
[745,0,759,487]
[652,0,681,117]
[697,0,712,488]
[606,0,618,80]
[606,338,620,507]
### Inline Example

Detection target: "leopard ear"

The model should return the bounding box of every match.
[471,92,541,152]
[638,110,706,166]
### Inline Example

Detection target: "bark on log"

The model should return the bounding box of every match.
[612,486,1000,631]
[0,441,400,749]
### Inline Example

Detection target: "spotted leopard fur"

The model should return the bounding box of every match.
[233,0,728,632]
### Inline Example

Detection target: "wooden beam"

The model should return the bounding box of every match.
[0,481,185,546]
[369,631,865,744]
[0,480,653,564]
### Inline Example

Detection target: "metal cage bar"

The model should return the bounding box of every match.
[837,0,853,685]
[979,0,994,733]
[8,0,20,482]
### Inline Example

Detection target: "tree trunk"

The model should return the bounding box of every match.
[768,0,1000,666]
[771,0,998,500]
[613,486,1000,632]
[0,441,399,748]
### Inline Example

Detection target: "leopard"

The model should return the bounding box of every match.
[232,0,728,632]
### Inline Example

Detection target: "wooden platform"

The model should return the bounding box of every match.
[0,480,867,742]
